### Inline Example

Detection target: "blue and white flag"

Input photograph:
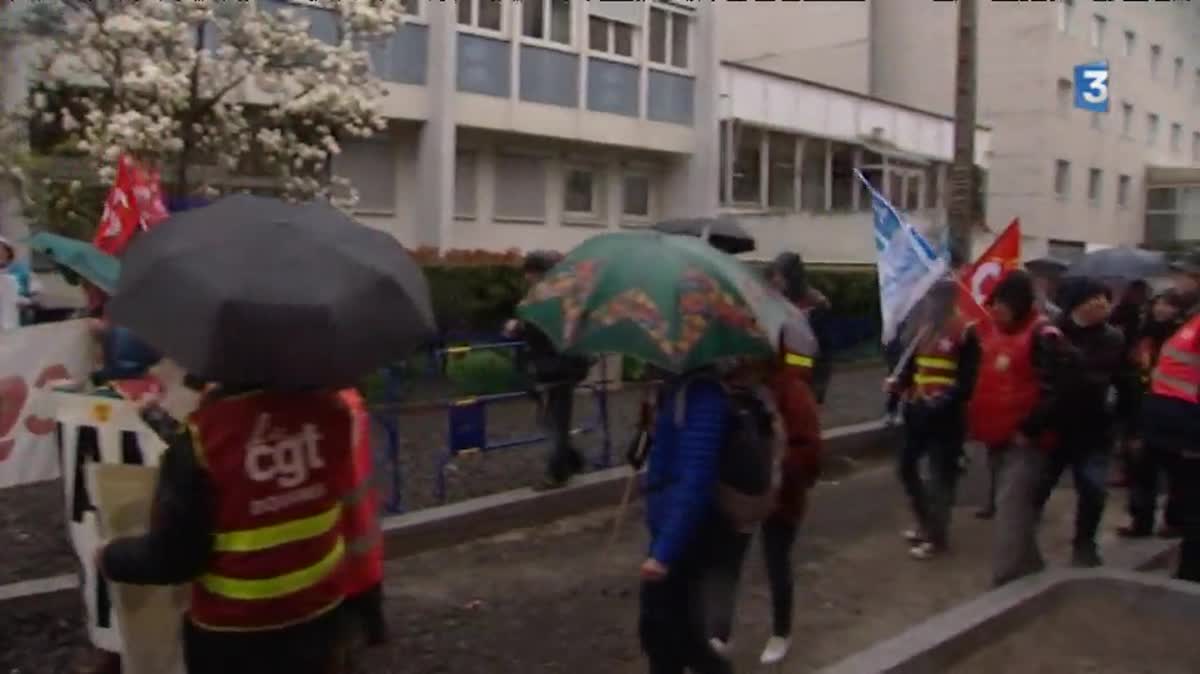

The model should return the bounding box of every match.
[855,170,948,344]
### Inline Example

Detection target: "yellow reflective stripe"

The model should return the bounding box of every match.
[213,504,342,553]
[445,346,471,355]
[454,397,477,406]
[913,374,955,386]
[784,353,814,368]
[1162,345,1200,365]
[200,539,345,601]
[915,357,957,371]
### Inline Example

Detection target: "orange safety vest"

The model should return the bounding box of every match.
[910,316,970,400]
[188,390,353,631]
[1150,314,1200,404]
[338,388,384,596]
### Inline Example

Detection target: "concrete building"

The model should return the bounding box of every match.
[722,0,1200,259]
[1,0,997,266]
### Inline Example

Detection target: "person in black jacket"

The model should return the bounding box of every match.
[1033,278,1136,568]
[768,253,834,403]
[505,251,593,488]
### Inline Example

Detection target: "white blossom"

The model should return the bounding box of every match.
[8,0,403,203]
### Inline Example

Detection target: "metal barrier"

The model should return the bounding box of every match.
[366,341,613,513]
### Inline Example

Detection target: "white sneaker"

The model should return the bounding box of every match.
[909,542,938,560]
[902,528,925,543]
[760,636,791,665]
[709,637,730,657]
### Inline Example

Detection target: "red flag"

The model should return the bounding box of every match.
[93,155,168,256]
[956,219,1021,325]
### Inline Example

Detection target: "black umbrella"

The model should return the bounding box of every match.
[652,216,756,255]
[1024,256,1069,276]
[1065,246,1169,281]
[109,195,436,389]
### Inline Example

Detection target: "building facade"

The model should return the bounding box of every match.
[731,0,1200,259]
[1,0,998,265]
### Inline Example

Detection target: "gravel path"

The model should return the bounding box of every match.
[0,366,888,588]
[0,441,1154,674]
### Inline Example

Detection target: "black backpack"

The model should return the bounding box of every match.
[673,376,782,527]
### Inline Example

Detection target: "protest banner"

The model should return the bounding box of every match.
[0,320,94,489]
[89,462,187,674]
[56,392,171,654]
[957,219,1021,325]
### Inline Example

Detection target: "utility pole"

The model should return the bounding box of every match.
[947,0,978,269]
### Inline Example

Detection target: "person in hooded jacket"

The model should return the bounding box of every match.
[1119,290,1187,539]
[767,253,834,403]
[1032,278,1136,568]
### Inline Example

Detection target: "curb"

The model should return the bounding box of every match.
[0,418,898,605]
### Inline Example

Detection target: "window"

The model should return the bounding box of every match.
[800,140,827,211]
[1089,14,1105,49]
[589,17,635,58]
[1123,30,1135,57]
[454,151,477,218]
[1193,132,1200,162]
[522,0,571,45]
[1048,239,1086,264]
[730,125,762,205]
[1117,174,1131,209]
[1056,78,1072,114]
[1195,69,1200,103]
[830,142,855,211]
[400,0,419,15]
[1175,57,1185,88]
[622,174,651,219]
[904,169,921,212]
[563,166,604,219]
[1148,113,1160,147]
[1058,0,1073,34]
[767,132,795,210]
[1054,159,1071,197]
[649,5,690,69]
[1091,111,1103,131]
[1151,44,1162,79]
[1171,123,1183,153]
[1121,101,1133,137]
[495,154,547,221]
[457,0,502,31]
[857,151,883,212]
[924,163,941,210]
[1087,168,1102,204]
[333,139,396,213]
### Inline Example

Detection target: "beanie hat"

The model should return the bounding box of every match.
[987,269,1036,321]
[1056,277,1111,315]
[771,252,807,302]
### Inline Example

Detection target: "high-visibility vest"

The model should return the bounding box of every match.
[969,315,1060,448]
[188,390,353,631]
[1150,314,1200,404]
[338,388,384,596]
[911,317,970,399]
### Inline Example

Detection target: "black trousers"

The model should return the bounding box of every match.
[1126,443,1183,532]
[1033,434,1109,554]
[710,519,799,644]
[1174,451,1200,582]
[640,523,735,674]
[183,607,347,674]
[541,381,581,481]
[897,412,964,547]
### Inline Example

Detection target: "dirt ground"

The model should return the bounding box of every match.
[0,441,1160,674]
[0,366,887,587]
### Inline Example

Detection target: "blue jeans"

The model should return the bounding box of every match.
[1034,438,1110,554]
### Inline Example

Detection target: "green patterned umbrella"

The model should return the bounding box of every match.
[516,231,802,373]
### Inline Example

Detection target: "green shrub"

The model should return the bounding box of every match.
[424,264,526,334]
[445,350,520,396]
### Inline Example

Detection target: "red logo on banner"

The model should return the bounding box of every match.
[957,219,1021,325]
[93,155,169,257]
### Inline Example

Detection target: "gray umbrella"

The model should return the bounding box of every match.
[1065,246,1169,281]
[652,216,756,254]
[109,195,436,390]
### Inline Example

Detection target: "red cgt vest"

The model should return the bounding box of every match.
[910,316,970,400]
[338,388,384,597]
[1150,314,1200,404]
[969,315,1058,449]
[189,390,353,631]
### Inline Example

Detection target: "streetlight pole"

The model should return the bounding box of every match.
[947,0,978,269]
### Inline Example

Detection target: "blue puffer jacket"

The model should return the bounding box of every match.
[644,376,728,566]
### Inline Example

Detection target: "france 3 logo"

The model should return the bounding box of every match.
[1074,61,1109,113]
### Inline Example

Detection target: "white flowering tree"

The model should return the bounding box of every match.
[15,0,406,204]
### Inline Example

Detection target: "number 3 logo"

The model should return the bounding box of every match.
[1082,69,1108,104]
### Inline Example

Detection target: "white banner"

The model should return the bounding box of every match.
[0,320,94,489]
[56,393,174,656]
